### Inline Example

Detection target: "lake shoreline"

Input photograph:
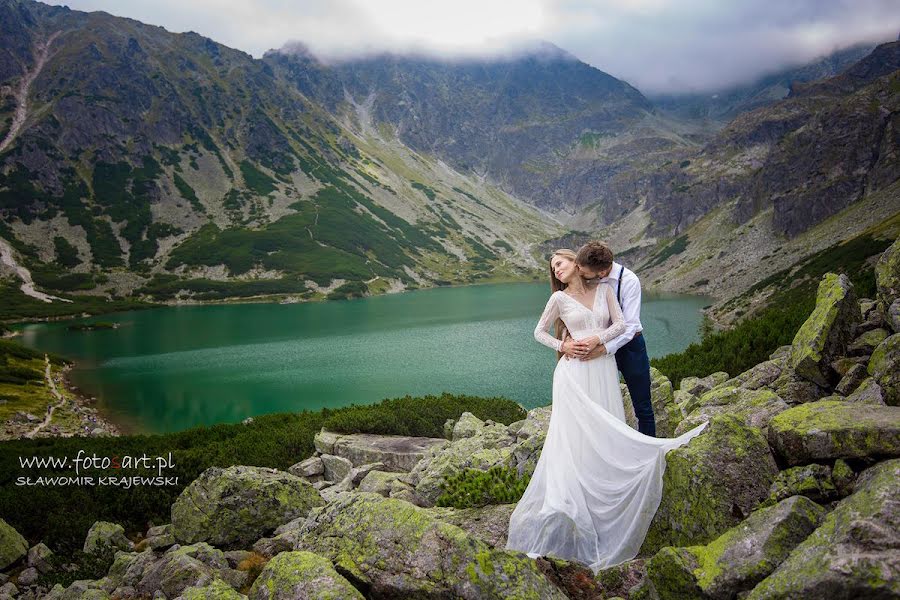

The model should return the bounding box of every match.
[10,282,713,438]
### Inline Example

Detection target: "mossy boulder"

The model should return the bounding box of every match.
[171,466,325,549]
[767,400,900,465]
[357,470,402,496]
[247,551,362,600]
[763,464,838,506]
[845,377,887,405]
[293,492,567,599]
[722,360,784,391]
[868,333,900,406]
[83,521,133,556]
[875,237,900,318]
[425,503,516,549]
[648,495,825,600]
[505,406,551,478]
[116,542,245,598]
[0,518,28,570]
[747,459,900,599]
[675,387,789,435]
[888,298,900,333]
[408,421,517,506]
[44,579,112,599]
[621,368,683,437]
[834,362,868,396]
[176,577,246,599]
[680,372,730,396]
[771,366,829,405]
[642,415,779,556]
[789,273,860,387]
[453,412,488,440]
[848,327,889,356]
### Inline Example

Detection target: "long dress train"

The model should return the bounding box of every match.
[505,283,708,572]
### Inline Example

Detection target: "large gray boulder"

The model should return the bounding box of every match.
[642,415,779,556]
[425,504,517,548]
[175,577,247,599]
[748,459,900,599]
[767,400,900,465]
[505,406,551,478]
[115,543,247,599]
[875,237,900,320]
[171,466,324,549]
[313,430,449,472]
[845,377,888,405]
[647,495,826,600]
[293,492,567,599]
[722,360,784,391]
[83,521,133,556]
[868,333,900,406]
[675,386,789,435]
[764,464,839,506]
[789,273,860,387]
[247,551,363,600]
[0,519,27,570]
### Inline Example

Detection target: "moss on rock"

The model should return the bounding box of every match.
[875,237,900,318]
[868,333,900,406]
[790,273,860,387]
[0,518,28,570]
[747,459,900,599]
[675,387,788,435]
[294,492,566,599]
[767,400,900,465]
[642,416,778,556]
[247,551,363,600]
[171,465,324,550]
[177,577,246,599]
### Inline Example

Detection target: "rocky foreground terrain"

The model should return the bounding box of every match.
[0,238,898,598]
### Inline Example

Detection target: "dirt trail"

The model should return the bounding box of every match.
[25,355,68,439]
[0,30,61,154]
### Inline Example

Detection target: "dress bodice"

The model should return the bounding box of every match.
[534,283,626,351]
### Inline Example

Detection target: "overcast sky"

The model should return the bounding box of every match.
[44,0,900,94]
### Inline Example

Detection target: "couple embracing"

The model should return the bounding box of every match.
[505,241,708,572]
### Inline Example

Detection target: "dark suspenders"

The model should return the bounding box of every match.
[616,265,625,308]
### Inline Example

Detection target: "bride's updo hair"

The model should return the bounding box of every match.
[549,249,578,360]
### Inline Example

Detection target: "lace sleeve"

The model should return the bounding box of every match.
[590,284,625,344]
[534,293,563,352]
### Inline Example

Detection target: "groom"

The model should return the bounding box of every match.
[568,241,657,437]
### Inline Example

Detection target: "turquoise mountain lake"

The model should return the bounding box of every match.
[15,283,711,434]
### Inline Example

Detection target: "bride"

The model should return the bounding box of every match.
[505,249,708,572]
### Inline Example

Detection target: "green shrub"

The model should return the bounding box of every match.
[436,465,530,508]
[239,160,276,196]
[322,393,526,438]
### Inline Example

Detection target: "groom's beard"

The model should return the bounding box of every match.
[582,276,601,286]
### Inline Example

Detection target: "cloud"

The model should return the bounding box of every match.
[43,0,900,94]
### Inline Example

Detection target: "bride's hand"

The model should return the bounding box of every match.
[572,336,600,358]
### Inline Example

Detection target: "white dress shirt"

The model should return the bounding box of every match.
[598,261,643,355]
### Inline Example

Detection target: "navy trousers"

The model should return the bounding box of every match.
[614,334,656,437]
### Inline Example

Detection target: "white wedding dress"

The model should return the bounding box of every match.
[506,283,708,572]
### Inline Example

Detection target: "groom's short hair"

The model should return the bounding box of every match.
[576,241,614,270]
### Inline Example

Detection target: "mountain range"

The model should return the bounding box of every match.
[0,0,897,319]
